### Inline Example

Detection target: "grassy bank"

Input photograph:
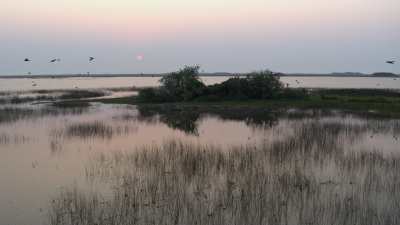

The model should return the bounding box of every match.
[73,88,400,117]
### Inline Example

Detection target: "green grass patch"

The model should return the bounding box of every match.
[54,88,400,117]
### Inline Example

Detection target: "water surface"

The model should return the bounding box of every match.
[1,76,399,92]
[1,102,400,224]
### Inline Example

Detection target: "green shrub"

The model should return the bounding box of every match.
[138,67,311,103]
[137,88,174,103]
[201,71,284,100]
[280,88,309,100]
[138,66,206,102]
[246,71,284,99]
[159,65,205,101]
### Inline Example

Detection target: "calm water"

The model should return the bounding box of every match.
[1,76,400,91]
[1,102,400,225]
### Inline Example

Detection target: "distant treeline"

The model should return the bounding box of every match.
[0,72,398,79]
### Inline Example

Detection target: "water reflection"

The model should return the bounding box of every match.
[1,76,400,92]
[136,105,280,135]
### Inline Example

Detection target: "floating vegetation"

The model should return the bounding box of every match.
[105,86,141,92]
[0,89,107,104]
[58,90,106,100]
[51,101,91,108]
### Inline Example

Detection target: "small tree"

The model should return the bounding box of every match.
[204,70,283,100]
[246,70,283,99]
[160,65,205,101]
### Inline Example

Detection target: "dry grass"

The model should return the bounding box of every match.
[49,119,400,225]
[0,106,88,124]
[52,121,136,140]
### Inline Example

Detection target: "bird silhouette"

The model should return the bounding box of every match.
[50,59,60,63]
[386,61,395,64]
[24,58,31,62]
[89,57,95,62]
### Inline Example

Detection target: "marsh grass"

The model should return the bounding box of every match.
[0,89,107,104]
[0,133,30,145]
[52,101,91,108]
[314,88,400,98]
[58,90,106,100]
[0,106,88,124]
[105,87,142,92]
[49,118,400,225]
[53,121,136,140]
[66,121,114,139]
[89,87,400,117]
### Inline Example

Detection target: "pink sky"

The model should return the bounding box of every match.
[1,0,399,74]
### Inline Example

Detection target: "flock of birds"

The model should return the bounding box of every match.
[24,57,96,87]
[24,57,95,63]
[21,58,397,74]
[22,58,396,65]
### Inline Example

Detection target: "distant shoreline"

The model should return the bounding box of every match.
[0,73,399,79]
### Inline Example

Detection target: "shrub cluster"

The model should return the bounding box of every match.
[138,66,307,103]
[201,71,283,101]
[138,66,205,102]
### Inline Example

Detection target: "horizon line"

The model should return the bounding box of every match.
[0,72,399,79]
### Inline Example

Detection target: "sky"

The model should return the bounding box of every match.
[0,0,399,75]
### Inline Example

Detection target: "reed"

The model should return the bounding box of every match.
[49,118,400,225]
[52,121,136,140]
[0,106,87,124]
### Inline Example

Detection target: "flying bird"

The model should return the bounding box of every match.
[50,59,60,63]
[386,61,395,64]
[24,58,31,62]
[89,57,95,62]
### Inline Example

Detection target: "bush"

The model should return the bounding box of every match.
[245,71,284,99]
[160,65,205,101]
[138,87,182,103]
[202,71,284,100]
[138,67,311,103]
[138,66,206,102]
